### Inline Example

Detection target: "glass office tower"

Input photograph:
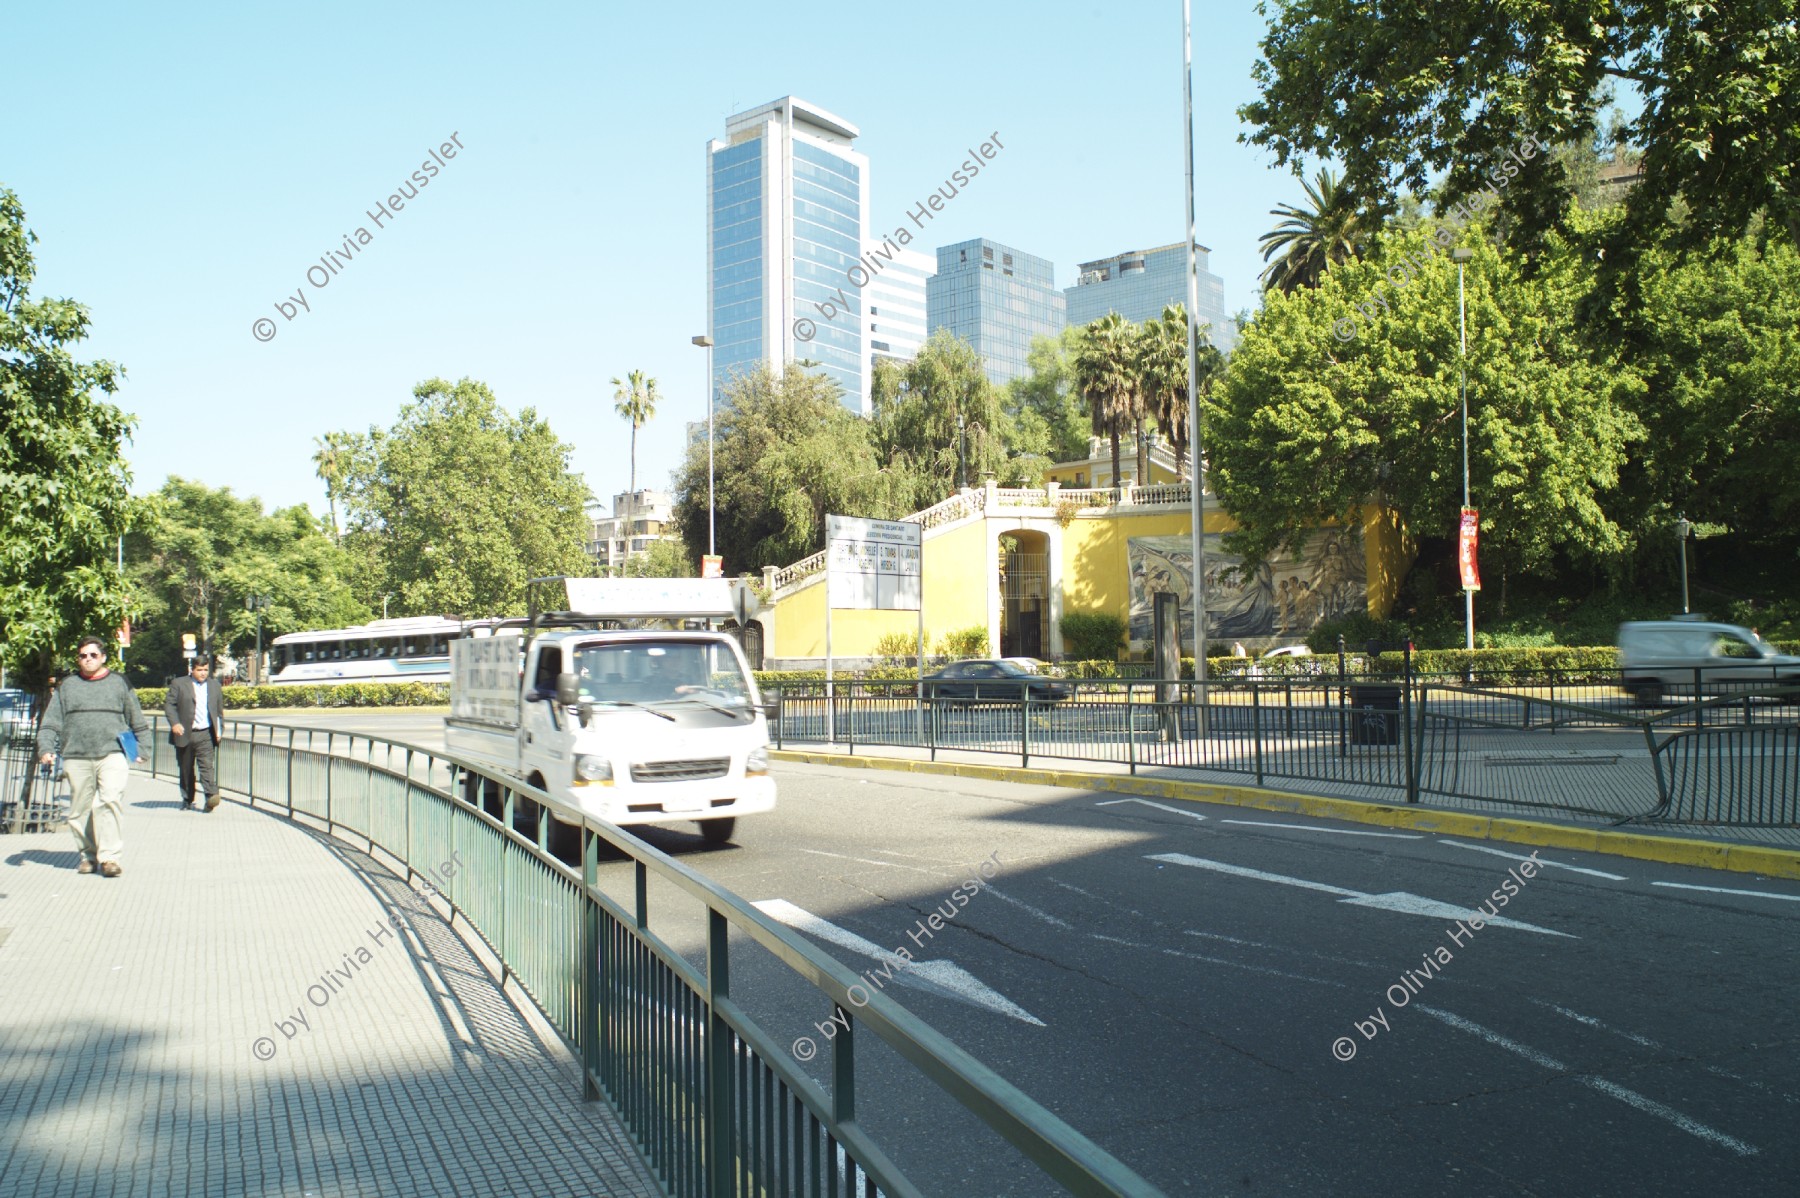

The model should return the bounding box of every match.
[925,238,1066,386]
[1063,241,1236,352]
[707,97,870,415]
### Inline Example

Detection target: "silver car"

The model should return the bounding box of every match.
[1617,619,1800,704]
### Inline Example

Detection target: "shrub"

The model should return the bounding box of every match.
[937,626,991,659]
[1305,611,1410,654]
[873,631,920,665]
[1060,610,1126,662]
[154,682,453,711]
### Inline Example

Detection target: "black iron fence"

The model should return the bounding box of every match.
[764,676,1800,829]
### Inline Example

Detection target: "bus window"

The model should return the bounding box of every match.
[301,645,316,662]
[428,636,447,656]
[273,646,288,670]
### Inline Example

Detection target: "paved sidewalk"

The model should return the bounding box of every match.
[0,772,662,1198]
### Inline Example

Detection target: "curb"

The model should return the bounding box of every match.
[770,750,1800,881]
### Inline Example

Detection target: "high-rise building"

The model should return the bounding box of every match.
[926,238,1066,386]
[706,97,871,415]
[865,243,933,371]
[1064,242,1236,353]
[585,490,683,573]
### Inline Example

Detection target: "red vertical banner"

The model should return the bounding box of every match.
[1458,508,1482,591]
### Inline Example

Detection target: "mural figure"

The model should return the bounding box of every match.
[1126,528,1367,647]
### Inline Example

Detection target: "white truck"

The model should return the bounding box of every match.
[444,577,775,851]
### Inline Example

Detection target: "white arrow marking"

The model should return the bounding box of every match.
[753,899,1045,1026]
[1651,881,1800,903]
[1439,839,1627,880]
[1146,853,1575,937]
[1096,798,1208,821]
[1221,819,1423,839]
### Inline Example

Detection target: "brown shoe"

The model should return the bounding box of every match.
[99,862,122,878]
[76,858,96,875]
[205,795,221,812]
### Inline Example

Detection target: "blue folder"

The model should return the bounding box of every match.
[118,729,139,760]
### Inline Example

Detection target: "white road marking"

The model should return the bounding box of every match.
[979,885,1073,929]
[1088,933,1343,987]
[1221,819,1423,838]
[1417,1006,1759,1156]
[1439,839,1627,880]
[752,899,1045,1026]
[1651,881,1800,903]
[1528,1000,1660,1048]
[1147,853,1575,937]
[1096,798,1208,821]
[799,848,937,874]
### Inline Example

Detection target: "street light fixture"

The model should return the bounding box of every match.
[1674,513,1692,613]
[691,334,715,557]
[1452,246,1475,651]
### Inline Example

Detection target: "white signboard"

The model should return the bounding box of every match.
[827,515,921,611]
[561,577,733,619]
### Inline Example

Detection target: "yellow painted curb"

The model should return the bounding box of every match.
[769,750,1800,880]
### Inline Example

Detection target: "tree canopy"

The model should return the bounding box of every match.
[331,378,592,617]
[123,478,366,683]
[0,188,137,692]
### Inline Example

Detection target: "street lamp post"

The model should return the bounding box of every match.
[692,334,716,557]
[246,594,270,684]
[1675,514,1692,613]
[1452,246,1475,651]
[957,410,968,490]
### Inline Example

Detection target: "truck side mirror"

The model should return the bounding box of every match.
[556,672,580,707]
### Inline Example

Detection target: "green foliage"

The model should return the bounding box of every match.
[618,538,692,578]
[213,682,449,709]
[1305,611,1411,654]
[0,187,138,694]
[873,631,920,664]
[1004,327,1091,468]
[123,478,366,684]
[1059,610,1127,661]
[871,329,1019,504]
[1073,312,1141,485]
[331,378,592,618]
[672,363,910,574]
[1240,0,1800,257]
[937,626,991,659]
[1209,220,1645,580]
[1258,167,1372,293]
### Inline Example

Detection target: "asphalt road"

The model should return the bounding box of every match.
[237,710,1800,1196]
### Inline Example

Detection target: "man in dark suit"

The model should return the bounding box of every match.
[165,657,224,811]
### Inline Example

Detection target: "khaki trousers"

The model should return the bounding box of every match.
[64,753,128,865]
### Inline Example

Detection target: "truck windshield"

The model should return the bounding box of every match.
[571,640,753,708]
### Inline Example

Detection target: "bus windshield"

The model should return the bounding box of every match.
[571,640,753,708]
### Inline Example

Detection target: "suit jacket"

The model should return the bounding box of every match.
[164,675,224,747]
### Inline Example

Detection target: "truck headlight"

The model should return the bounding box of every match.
[574,755,613,785]
[746,746,770,776]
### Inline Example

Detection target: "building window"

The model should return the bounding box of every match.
[1002,253,1013,266]
[982,247,993,261]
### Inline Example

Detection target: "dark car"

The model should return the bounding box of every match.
[923,659,1073,706]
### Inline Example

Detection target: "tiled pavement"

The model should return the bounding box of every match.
[0,772,663,1198]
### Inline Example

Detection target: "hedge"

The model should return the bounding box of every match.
[139,682,451,712]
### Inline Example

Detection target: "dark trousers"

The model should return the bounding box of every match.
[176,737,218,802]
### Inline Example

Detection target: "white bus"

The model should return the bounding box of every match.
[268,617,494,686]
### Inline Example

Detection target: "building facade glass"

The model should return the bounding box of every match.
[926,238,1066,386]
[707,97,869,415]
[1063,242,1236,352]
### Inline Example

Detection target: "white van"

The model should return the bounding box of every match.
[1617,619,1800,704]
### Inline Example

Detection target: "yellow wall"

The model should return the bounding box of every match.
[1042,459,1181,488]
[1360,503,1414,619]
[770,518,990,659]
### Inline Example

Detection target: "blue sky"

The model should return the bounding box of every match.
[9,0,1318,523]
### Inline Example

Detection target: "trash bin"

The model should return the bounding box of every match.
[1348,684,1402,745]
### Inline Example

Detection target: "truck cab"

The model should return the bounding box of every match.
[445,578,774,849]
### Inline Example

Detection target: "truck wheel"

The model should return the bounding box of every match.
[1628,680,1664,707]
[699,817,736,846]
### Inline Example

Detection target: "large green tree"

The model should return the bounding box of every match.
[1072,313,1142,486]
[1241,1,1800,261]
[1135,304,1224,480]
[332,378,592,617]
[0,188,137,693]
[671,364,907,572]
[123,478,366,683]
[1004,327,1091,468]
[1209,220,1645,589]
[870,329,1017,508]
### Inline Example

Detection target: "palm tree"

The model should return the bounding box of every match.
[1136,305,1226,483]
[1072,313,1140,488]
[1258,167,1370,294]
[312,432,352,544]
[611,370,660,495]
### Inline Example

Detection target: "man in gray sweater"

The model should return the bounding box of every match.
[38,635,151,878]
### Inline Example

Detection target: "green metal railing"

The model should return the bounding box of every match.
[142,716,1160,1197]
